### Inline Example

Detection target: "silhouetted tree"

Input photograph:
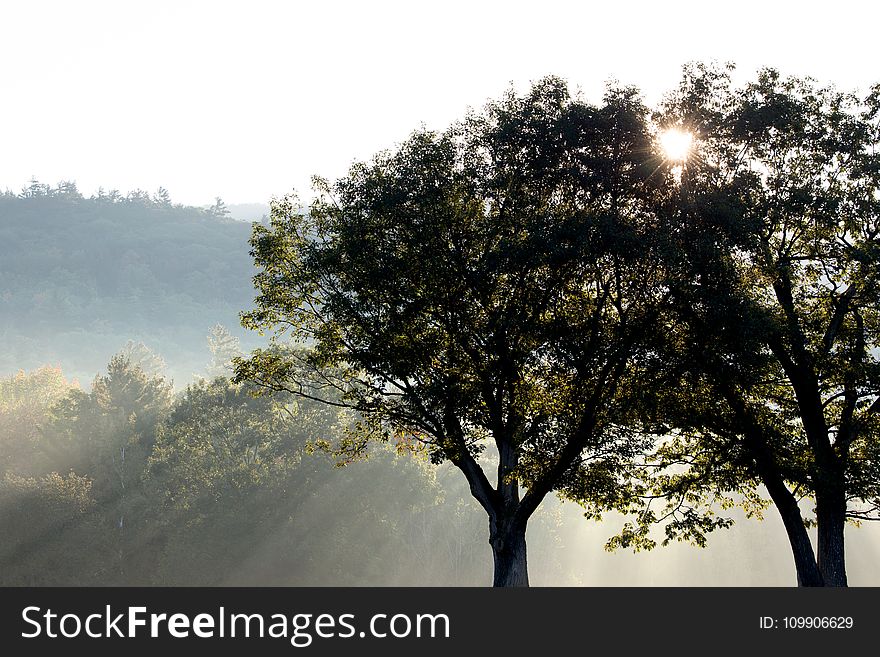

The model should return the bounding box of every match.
[154,186,172,206]
[210,196,230,218]
[21,177,47,198]
[626,64,880,587]
[126,189,152,206]
[235,78,669,586]
[54,180,81,199]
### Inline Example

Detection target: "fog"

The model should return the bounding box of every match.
[1,179,877,588]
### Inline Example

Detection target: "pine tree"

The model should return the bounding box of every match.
[206,324,242,378]
[154,187,172,207]
[209,197,230,219]
[117,341,167,379]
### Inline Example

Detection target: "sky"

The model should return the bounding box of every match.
[2,0,878,207]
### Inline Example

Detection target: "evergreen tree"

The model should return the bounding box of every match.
[206,324,242,378]
[154,187,172,207]
[209,197,230,219]
[117,341,167,380]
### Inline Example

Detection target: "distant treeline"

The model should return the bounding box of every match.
[0,181,261,384]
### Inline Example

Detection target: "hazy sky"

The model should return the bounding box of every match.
[2,1,878,206]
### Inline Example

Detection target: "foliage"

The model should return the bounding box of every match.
[235,77,675,585]
[149,378,304,512]
[205,324,243,379]
[0,359,579,585]
[0,471,108,585]
[118,340,168,379]
[0,184,256,384]
[0,366,77,475]
[621,64,880,585]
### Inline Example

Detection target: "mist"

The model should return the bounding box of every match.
[2,171,878,587]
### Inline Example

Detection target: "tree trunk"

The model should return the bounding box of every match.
[816,490,848,587]
[749,431,823,586]
[768,485,823,587]
[490,521,529,587]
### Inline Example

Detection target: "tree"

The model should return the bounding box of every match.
[154,186,172,207]
[126,189,153,206]
[235,78,669,586]
[21,177,47,198]
[145,375,491,586]
[117,340,168,379]
[630,64,880,586]
[54,180,81,199]
[46,355,173,581]
[145,375,325,583]
[209,197,230,219]
[0,366,77,476]
[206,323,243,378]
[149,377,305,511]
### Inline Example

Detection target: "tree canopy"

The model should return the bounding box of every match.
[0,358,577,586]
[624,64,880,586]
[2,64,877,589]
[236,77,680,586]
[236,66,880,587]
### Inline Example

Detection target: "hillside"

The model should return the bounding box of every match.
[0,184,261,384]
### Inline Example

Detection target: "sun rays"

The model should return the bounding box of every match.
[659,128,694,163]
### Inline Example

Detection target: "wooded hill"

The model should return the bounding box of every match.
[0,182,259,384]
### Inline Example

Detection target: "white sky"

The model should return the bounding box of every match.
[2,0,877,206]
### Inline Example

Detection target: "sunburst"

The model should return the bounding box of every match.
[659,128,693,163]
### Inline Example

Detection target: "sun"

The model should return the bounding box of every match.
[659,128,693,162]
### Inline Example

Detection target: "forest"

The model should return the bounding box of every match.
[0,183,258,384]
[0,190,569,586]
[1,63,879,587]
[1,360,559,585]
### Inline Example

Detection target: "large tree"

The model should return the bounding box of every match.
[45,354,173,581]
[235,78,670,586]
[629,64,880,586]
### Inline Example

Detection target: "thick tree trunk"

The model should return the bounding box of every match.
[769,487,823,587]
[749,432,823,586]
[816,490,848,587]
[490,521,529,587]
